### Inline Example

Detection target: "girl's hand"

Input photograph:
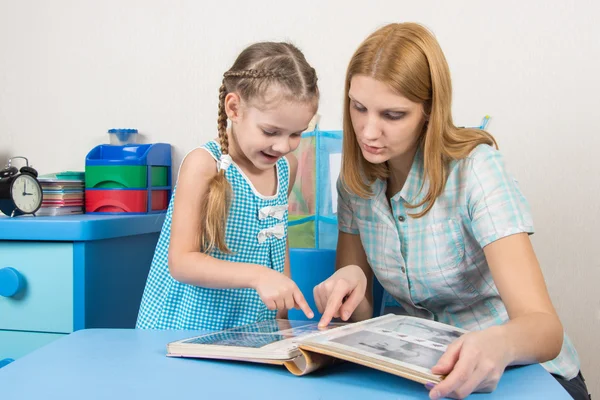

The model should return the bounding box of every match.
[252,267,314,319]
[426,326,512,399]
[313,265,367,327]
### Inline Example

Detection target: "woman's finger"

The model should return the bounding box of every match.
[429,346,477,400]
[318,282,350,327]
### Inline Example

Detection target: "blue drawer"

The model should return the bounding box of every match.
[0,242,74,333]
[0,330,64,361]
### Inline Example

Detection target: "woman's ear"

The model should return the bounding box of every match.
[225,92,242,122]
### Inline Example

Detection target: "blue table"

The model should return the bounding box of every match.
[0,329,570,399]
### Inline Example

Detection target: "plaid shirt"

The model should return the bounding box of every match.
[338,143,580,379]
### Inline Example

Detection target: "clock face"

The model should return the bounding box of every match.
[11,174,43,214]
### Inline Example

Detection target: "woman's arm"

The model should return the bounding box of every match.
[428,147,564,399]
[334,231,374,321]
[313,176,375,327]
[314,231,374,326]
[429,233,563,399]
[485,232,563,362]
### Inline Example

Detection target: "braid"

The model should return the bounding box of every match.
[224,69,283,80]
[217,80,229,155]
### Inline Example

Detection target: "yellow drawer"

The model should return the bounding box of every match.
[0,242,74,333]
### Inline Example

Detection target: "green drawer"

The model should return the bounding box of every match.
[0,242,74,333]
[0,330,64,361]
[85,166,168,188]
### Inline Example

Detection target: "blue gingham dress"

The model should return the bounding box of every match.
[136,141,289,330]
[338,143,580,379]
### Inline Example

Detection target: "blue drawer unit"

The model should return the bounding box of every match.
[0,242,74,333]
[0,214,165,365]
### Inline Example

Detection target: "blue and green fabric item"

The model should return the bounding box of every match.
[288,129,342,249]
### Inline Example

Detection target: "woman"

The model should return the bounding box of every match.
[313,23,589,399]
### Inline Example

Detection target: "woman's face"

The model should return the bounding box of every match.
[348,75,427,164]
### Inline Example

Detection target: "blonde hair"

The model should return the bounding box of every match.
[341,23,497,217]
[201,42,319,253]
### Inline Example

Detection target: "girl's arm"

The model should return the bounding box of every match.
[167,148,312,317]
[283,152,299,282]
[168,148,264,288]
[277,153,299,319]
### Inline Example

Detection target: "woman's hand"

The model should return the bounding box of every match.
[251,267,314,319]
[426,326,512,399]
[313,265,367,327]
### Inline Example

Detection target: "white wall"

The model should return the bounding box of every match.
[1,0,599,393]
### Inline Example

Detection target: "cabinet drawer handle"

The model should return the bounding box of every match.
[0,267,25,297]
[0,358,15,368]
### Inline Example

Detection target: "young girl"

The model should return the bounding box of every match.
[137,42,318,331]
[313,23,589,399]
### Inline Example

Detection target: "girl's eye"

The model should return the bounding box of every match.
[262,130,277,136]
[384,112,405,121]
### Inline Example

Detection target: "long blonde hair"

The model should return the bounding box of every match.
[342,23,497,217]
[201,42,319,253]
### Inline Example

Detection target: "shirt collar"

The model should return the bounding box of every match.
[373,146,426,205]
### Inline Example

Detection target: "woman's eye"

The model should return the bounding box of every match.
[262,130,277,136]
[385,112,405,121]
[352,102,366,112]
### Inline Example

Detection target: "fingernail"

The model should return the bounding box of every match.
[343,311,350,320]
[429,390,441,400]
[424,383,435,390]
[308,312,314,319]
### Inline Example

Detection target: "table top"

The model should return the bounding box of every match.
[0,329,570,400]
[0,214,165,241]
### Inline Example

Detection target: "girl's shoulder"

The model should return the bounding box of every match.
[177,145,219,182]
[199,140,221,161]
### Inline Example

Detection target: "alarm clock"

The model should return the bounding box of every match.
[0,156,43,217]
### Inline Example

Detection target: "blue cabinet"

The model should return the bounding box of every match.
[0,214,164,364]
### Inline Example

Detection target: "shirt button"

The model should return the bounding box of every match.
[398,215,406,222]
[401,266,406,273]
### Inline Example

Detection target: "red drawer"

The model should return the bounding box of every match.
[85,190,168,213]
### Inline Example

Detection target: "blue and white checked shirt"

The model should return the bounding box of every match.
[136,141,289,331]
[338,143,580,379]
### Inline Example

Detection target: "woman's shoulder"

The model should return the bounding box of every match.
[453,143,506,175]
[464,143,501,163]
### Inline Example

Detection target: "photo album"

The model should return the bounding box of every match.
[167,314,467,384]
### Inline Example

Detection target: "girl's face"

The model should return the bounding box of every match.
[227,89,315,172]
[348,75,427,165]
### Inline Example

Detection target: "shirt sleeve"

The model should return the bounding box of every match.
[466,145,535,248]
[336,177,360,235]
